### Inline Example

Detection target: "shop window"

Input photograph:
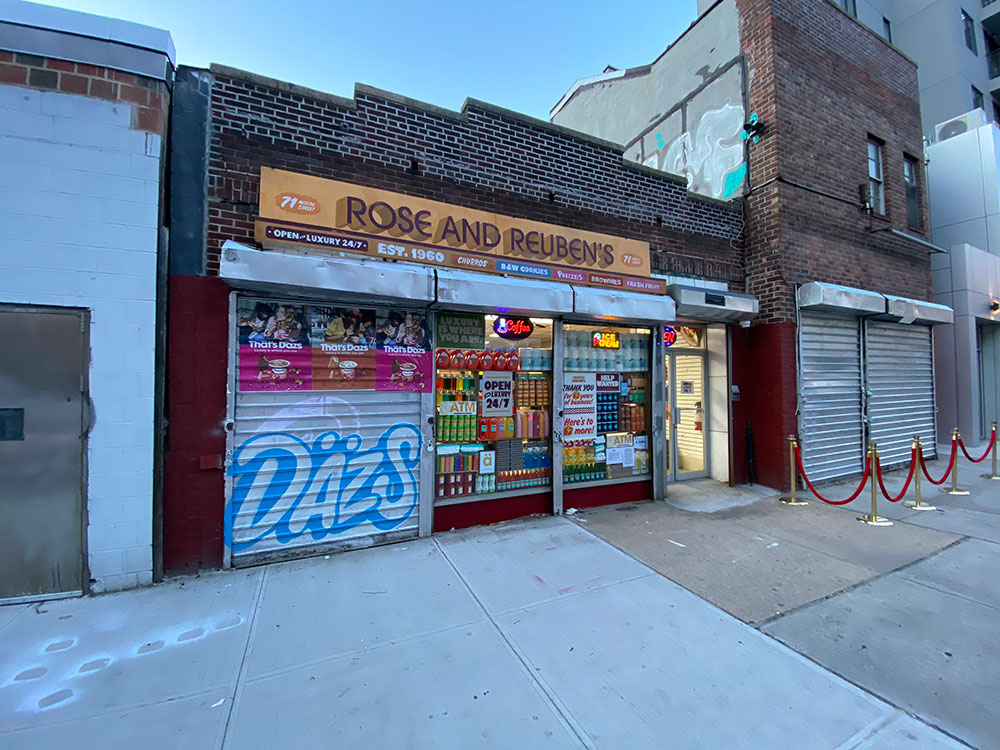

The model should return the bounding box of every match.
[562,324,652,485]
[434,314,553,500]
[904,155,921,230]
[867,138,885,215]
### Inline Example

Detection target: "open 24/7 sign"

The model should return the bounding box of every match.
[480,371,514,417]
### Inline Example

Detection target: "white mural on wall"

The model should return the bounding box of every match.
[640,100,747,200]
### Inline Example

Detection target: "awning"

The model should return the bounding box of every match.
[881,295,954,326]
[435,268,574,315]
[571,285,676,322]
[219,241,435,305]
[665,284,758,322]
[797,281,954,325]
[797,282,885,315]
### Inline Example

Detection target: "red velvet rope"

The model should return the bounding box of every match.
[795,445,871,505]
[875,448,917,503]
[958,428,996,464]
[919,437,957,486]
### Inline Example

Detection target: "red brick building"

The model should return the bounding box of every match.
[553,0,950,490]
[164,65,750,571]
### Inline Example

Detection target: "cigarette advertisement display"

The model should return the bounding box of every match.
[238,298,433,393]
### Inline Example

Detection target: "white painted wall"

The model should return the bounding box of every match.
[0,83,160,592]
[706,324,730,483]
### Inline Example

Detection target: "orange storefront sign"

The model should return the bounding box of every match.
[255,167,664,294]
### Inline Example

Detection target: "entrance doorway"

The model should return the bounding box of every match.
[663,325,708,481]
[0,306,87,601]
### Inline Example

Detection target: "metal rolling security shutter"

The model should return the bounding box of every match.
[865,321,937,467]
[799,312,865,482]
[229,390,422,565]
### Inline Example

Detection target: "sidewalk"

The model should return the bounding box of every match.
[0,516,965,749]
[575,451,1000,750]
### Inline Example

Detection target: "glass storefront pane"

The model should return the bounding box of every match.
[562,323,652,484]
[434,314,553,500]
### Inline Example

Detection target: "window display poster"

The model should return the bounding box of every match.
[237,300,312,391]
[562,372,597,440]
[238,299,433,393]
[596,373,621,393]
[480,371,514,417]
[374,309,433,392]
[437,312,485,350]
[310,306,377,390]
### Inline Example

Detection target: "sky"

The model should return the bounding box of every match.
[43,0,698,121]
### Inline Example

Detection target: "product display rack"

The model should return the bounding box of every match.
[435,368,554,501]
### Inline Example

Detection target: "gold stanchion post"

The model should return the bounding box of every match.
[942,428,970,496]
[904,436,935,511]
[780,435,808,505]
[859,443,892,526]
[982,421,1000,480]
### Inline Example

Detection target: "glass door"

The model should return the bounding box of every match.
[663,325,708,481]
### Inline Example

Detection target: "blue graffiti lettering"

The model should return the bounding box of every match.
[226,423,421,551]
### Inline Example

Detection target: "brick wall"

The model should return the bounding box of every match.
[204,67,744,281]
[0,51,169,591]
[0,51,168,135]
[739,0,932,324]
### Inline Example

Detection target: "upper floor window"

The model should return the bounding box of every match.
[964,10,979,54]
[973,85,986,110]
[842,0,857,17]
[904,156,921,230]
[883,17,893,43]
[868,139,885,215]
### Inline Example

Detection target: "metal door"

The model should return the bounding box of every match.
[865,321,937,466]
[667,352,709,480]
[0,307,87,601]
[798,312,865,482]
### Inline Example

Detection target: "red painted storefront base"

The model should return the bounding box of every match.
[433,479,651,532]
[564,480,651,509]
[433,492,552,532]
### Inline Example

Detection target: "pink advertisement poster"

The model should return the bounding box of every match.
[375,350,433,392]
[237,301,313,391]
[374,309,433,393]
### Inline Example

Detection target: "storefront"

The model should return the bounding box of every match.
[210,167,767,564]
[796,282,952,482]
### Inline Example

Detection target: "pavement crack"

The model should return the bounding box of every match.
[755,536,969,628]
[219,565,268,749]
[434,536,594,750]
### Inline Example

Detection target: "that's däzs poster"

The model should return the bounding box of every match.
[237,301,312,391]
[310,306,377,390]
[375,309,433,392]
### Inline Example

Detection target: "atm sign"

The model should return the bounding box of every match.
[592,332,620,349]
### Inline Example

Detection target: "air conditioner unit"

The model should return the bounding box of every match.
[934,109,988,142]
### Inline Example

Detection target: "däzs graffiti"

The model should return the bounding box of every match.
[227,423,422,552]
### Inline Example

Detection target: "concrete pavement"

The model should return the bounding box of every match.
[0,516,968,749]
[576,451,1000,750]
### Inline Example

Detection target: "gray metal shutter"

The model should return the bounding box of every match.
[229,390,422,565]
[799,312,865,482]
[865,321,937,467]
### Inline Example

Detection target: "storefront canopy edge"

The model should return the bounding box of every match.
[220,241,435,305]
[881,295,953,326]
[665,284,757,322]
[434,267,574,315]
[797,281,885,316]
[572,285,676,323]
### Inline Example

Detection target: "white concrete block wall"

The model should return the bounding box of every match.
[0,83,160,592]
